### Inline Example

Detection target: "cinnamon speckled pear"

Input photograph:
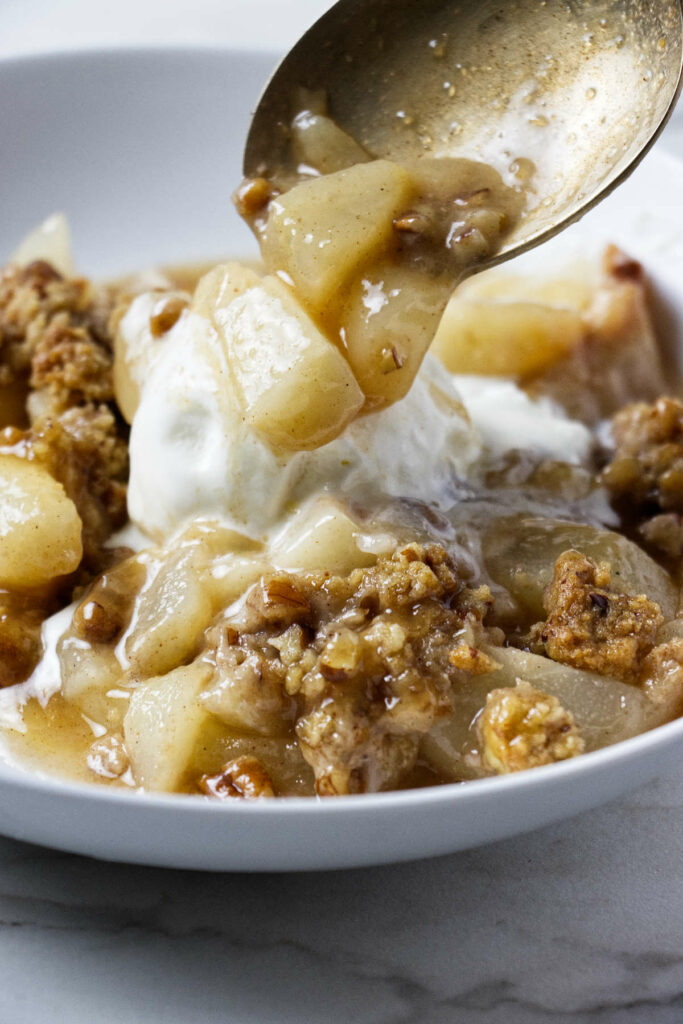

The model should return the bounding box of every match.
[194,263,364,451]
[0,456,82,588]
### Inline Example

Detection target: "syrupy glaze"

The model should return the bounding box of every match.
[1,695,130,789]
[3,663,446,797]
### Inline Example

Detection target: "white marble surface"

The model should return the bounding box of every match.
[0,3,682,1021]
[0,766,680,1023]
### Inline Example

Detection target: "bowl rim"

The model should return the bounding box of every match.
[1,710,681,818]
[0,45,681,822]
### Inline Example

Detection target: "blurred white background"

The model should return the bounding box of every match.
[2,0,681,157]
[0,0,332,57]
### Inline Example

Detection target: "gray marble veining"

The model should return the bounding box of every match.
[0,760,681,1023]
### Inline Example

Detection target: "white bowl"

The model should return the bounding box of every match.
[1,48,682,872]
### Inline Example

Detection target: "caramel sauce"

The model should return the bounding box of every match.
[2,695,128,789]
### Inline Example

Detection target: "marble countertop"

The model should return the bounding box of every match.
[0,768,681,1023]
[0,4,682,1022]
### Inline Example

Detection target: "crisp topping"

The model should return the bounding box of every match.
[478,680,585,774]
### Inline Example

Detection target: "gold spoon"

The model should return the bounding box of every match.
[244,0,683,269]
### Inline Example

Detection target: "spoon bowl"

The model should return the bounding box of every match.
[244,0,683,267]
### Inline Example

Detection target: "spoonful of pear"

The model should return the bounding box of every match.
[232,0,683,418]
[245,0,682,267]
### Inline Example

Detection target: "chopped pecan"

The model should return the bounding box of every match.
[232,177,275,218]
[199,756,275,799]
[149,295,187,337]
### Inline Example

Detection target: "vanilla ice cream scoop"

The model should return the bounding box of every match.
[127,298,482,540]
[454,375,592,465]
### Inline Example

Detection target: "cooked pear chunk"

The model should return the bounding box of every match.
[483,514,677,624]
[198,263,364,451]
[191,262,262,320]
[260,159,414,312]
[12,212,74,277]
[340,263,448,406]
[59,640,127,729]
[0,455,82,587]
[125,545,214,680]
[274,498,376,574]
[291,111,371,175]
[455,265,595,310]
[530,258,667,423]
[432,298,583,378]
[124,661,213,792]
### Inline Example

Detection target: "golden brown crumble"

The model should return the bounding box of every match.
[602,398,683,556]
[205,544,495,795]
[0,261,114,410]
[536,549,663,683]
[0,258,131,679]
[478,680,585,774]
[640,639,683,716]
[29,317,113,416]
[199,756,275,799]
[638,513,683,559]
[0,262,90,379]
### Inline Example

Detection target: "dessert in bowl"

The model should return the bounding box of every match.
[0,48,681,869]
